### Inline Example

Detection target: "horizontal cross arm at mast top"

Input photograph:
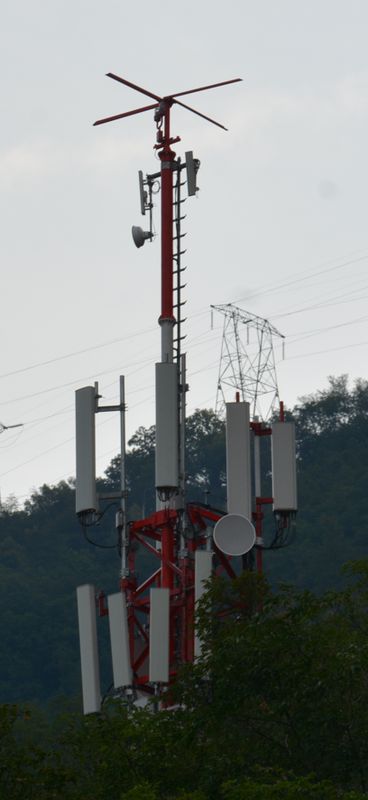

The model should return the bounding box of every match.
[95,75,242,130]
[174,98,227,130]
[93,102,159,126]
[168,77,242,100]
[106,72,161,102]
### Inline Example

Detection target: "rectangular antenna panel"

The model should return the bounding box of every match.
[75,386,97,514]
[226,401,252,519]
[271,422,297,512]
[254,432,261,498]
[107,592,132,688]
[185,151,198,196]
[149,588,169,683]
[76,584,101,715]
[138,170,146,215]
[155,362,178,492]
[194,550,213,658]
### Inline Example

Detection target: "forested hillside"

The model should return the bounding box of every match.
[0,375,368,707]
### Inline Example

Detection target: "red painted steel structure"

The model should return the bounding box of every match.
[119,507,217,687]
[94,74,275,692]
[94,74,241,326]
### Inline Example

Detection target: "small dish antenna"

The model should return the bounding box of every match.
[213,513,256,556]
[131,225,153,248]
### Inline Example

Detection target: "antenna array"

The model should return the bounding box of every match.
[74,73,298,713]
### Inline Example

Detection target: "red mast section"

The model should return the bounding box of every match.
[94,74,240,329]
[94,74,242,692]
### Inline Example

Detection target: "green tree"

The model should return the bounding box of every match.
[185,409,226,507]
[175,566,368,794]
[221,773,366,799]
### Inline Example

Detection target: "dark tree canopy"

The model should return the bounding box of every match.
[1,567,368,799]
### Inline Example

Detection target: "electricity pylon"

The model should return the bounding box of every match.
[212,303,284,421]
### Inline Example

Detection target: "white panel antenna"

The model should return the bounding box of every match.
[75,386,97,516]
[149,588,170,684]
[76,584,101,715]
[226,401,252,519]
[194,550,213,658]
[155,362,179,498]
[271,422,298,512]
[107,592,132,689]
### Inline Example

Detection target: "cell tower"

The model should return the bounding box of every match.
[74,74,297,714]
[212,303,285,421]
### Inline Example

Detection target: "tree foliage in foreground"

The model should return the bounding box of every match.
[176,562,368,794]
[1,563,368,798]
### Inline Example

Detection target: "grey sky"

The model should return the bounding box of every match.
[1,1,367,502]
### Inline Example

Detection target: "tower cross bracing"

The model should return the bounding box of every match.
[213,303,284,421]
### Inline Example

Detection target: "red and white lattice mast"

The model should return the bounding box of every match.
[75,74,297,714]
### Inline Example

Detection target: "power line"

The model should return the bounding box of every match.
[0,436,75,478]
[0,352,157,407]
[268,275,368,319]
[0,250,365,395]
[286,314,368,346]
[0,252,365,412]
[231,252,368,306]
[23,406,72,426]
[0,413,115,479]
[270,291,368,321]
[0,326,156,381]
[278,338,368,363]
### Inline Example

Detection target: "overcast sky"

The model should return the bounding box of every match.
[0,0,367,504]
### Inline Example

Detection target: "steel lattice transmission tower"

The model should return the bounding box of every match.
[212,303,285,421]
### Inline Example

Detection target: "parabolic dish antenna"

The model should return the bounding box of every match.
[213,513,256,557]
